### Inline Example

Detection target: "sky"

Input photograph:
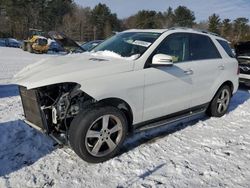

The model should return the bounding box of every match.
[75,0,250,22]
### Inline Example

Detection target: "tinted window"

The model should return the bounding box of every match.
[155,33,190,63]
[217,39,235,58]
[189,34,221,60]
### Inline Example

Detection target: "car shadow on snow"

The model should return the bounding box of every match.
[121,87,250,157]
[122,113,208,156]
[0,120,55,177]
[228,86,250,112]
[0,84,19,98]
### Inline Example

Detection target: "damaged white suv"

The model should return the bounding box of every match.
[14,28,239,163]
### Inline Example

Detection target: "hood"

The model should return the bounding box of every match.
[13,53,134,89]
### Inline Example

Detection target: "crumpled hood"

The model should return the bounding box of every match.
[13,53,134,89]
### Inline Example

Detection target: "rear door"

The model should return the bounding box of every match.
[188,34,223,106]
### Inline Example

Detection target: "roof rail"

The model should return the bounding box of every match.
[196,29,219,37]
[168,27,191,30]
[167,27,220,37]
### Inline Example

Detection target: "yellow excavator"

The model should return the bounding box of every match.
[22,29,49,53]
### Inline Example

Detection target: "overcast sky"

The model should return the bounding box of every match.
[75,0,250,21]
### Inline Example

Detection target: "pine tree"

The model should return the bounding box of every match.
[208,14,221,34]
[90,3,121,39]
[221,19,232,39]
[173,6,195,27]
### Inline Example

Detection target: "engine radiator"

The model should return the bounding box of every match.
[19,86,47,131]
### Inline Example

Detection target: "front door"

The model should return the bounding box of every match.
[143,33,193,121]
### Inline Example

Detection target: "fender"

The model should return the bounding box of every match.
[80,70,145,124]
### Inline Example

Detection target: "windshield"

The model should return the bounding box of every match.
[9,38,19,43]
[92,32,161,59]
[81,40,103,51]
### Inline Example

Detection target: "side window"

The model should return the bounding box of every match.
[189,34,221,61]
[217,39,235,58]
[155,33,190,63]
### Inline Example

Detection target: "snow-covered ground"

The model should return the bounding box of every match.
[0,47,250,188]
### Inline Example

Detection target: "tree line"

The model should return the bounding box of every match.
[0,0,249,44]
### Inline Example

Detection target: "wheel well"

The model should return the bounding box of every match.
[98,98,133,133]
[210,80,234,106]
[211,81,234,103]
[221,81,234,94]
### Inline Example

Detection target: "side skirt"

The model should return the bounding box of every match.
[133,103,209,133]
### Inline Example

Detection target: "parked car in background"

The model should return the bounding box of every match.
[5,38,22,48]
[0,38,21,48]
[235,41,250,86]
[0,38,6,47]
[81,40,103,51]
[48,39,64,53]
[48,31,85,53]
[14,28,239,163]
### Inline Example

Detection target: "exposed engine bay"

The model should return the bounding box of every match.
[19,83,95,144]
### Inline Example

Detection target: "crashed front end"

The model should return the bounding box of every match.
[235,41,250,85]
[19,83,94,144]
[237,56,250,85]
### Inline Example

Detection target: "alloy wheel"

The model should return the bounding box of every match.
[85,115,123,157]
[217,89,230,114]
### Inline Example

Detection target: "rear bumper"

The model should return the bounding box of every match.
[239,74,250,84]
[239,78,250,84]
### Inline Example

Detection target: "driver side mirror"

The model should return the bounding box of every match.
[151,54,173,67]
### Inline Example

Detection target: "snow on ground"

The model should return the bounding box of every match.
[0,48,56,84]
[0,47,250,188]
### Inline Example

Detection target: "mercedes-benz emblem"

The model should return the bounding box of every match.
[240,66,250,72]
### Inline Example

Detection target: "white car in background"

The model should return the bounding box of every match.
[235,41,250,86]
[14,28,239,163]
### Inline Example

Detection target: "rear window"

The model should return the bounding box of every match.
[217,39,235,58]
[189,34,221,61]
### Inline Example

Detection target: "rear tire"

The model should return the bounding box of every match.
[206,85,231,117]
[69,106,128,163]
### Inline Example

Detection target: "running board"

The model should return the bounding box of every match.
[134,105,207,133]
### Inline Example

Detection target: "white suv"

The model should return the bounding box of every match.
[14,28,239,163]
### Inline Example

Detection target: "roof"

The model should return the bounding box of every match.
[124,27,226,41]
[124,29,167,34]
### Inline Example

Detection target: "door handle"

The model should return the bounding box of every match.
[184,69,194,75]
[218,65,225,70]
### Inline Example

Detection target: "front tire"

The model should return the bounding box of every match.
[206,85,231,117]
[69,106,128,163]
